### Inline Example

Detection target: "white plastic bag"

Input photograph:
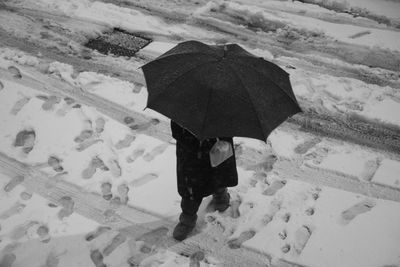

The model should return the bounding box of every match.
[209,139,233,167]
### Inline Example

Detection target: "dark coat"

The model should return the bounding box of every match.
[171,121,238,199]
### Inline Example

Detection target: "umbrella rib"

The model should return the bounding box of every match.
[234,60,300,107]
[225,64,268,140]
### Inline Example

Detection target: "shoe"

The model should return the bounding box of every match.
[210,188,230,212]
[173,213,197,241]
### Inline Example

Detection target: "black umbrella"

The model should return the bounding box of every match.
[141,40,302,141]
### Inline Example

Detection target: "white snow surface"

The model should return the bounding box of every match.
[1,0,400,266]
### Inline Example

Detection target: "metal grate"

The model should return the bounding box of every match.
[85,29,152,57]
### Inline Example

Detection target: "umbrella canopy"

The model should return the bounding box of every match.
[141,40,302,141]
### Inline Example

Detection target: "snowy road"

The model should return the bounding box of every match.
[1,0,400,266]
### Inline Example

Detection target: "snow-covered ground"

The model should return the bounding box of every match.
[1,0,400,266]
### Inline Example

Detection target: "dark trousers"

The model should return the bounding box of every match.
[180,187,227,217]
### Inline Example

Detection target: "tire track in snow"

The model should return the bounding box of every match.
[93,0,400,74]
[299,0,400,29]
[1,3,400,90]
[0,152,301,267]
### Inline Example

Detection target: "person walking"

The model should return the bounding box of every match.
[141,40,302,240]
[171,120,238,241]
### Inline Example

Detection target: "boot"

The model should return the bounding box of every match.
[173,213,197,241]
[210,188,230,212]
[173,197,201,241]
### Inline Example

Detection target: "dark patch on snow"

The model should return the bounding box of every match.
[85,29,152,57]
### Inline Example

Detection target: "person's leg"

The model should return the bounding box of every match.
[173,197,202,241]
[210,187,230,212]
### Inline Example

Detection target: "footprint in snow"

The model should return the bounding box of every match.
[360,159,380,182]
[45,250,67,267]
[282,212,291,223]
[0,253,16,267]
[261,214,273,226]
[248,171,267,187]
[124,116,135,125]
[42,95,61,111]
[134,240,152,254]
[8,66,22,79]
[305,207,315,216]
[63,97,75,105]
[103,233,127,256]
[117,184,129,204]
[115,134,136,150]
[48,202,58,208]
[4,175,24,192]
[294,137,321,155]
[95,117,106,134]
[48,156,64,172]
[0,202,26,220]
[143,143,169,161]
[136,227,169,248]
[250,154,277,172]
[76,139,103,152]
[310,187,321,200]
[189,251,205,267]
[227,230,256,249]
[14,130,35,153]
[253,171,267,182]
[109,197,122,208]
[37,225,51,243]
[293,225,312,254]
[340,199,376,224]
[279,229,287,240]
[129,119,160,132]
[205,215,226,232]
[57,196,74,220]
[130,173,158,187]
[230,198,241,218]
[126,148,145,163]
[101,182,113,200]
[10,96,30,115]
[20,191,32,200]
[262,180,286,196]
[74,129,93,143]
[45,172,67,189]
[281,244,291,254]
[82,157,109,179]
[90,250,106,267]
[56,98,76,116]
[107,159,121,178]
[312,191,320,201]
[132,83,142,93]
[36,95,49,101]
[9,221,38,240]
[103,209,117,222]
[85,226,111,242]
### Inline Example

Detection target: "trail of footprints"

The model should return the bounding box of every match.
[8,92,169,207]
[85,225,171,267]
[205,170,321,255]
[1,69,380,264]
[0,89,174,265]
